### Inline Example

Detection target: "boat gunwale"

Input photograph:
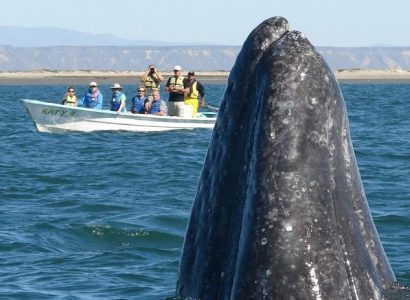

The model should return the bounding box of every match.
[21,99,217,124]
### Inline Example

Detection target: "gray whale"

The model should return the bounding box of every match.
[177,17,401,299]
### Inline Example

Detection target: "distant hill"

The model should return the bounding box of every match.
[1,45,410,71]
[319,47,410,69]
[0,26,180,47]
[0,45,238,71]
[1,26,410,71]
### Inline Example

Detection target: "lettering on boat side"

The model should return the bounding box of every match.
[41,108,75,117]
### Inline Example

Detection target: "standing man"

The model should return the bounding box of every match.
[140,64,163,100]
[166,65,189,117]
[184,71,205,117]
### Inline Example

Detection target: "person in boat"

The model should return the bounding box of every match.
[140,64,163,101]
[140,99,151,114]
[62,86,77,107]
[184,71,205,117]
[78,81,103,109]
[150,90,167,116]
[131,87,147,114]
[165,65,189,117]
[110,83,127,114]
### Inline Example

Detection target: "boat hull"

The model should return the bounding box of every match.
[22,99,216,133]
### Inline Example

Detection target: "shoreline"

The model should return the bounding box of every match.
[2,69,410,84]
[0,71,230,85]
[334,69,410,83]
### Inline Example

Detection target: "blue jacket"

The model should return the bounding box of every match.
[151,100,161,114]
[150,100,167,115]
[78,89,103,109]
[131,96,147,113]
[110,92,126,112]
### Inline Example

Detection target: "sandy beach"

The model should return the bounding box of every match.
[2,69,410,84]
[334,69,410,83]
[0,70,230,85]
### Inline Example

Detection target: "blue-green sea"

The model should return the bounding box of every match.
[0,83,409,299]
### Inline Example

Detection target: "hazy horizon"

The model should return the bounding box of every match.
[0,25,409,48]
[1,0,410,48]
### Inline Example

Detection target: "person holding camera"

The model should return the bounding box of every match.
[140,64,163,100]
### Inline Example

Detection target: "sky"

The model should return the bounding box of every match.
[1,0,410,47]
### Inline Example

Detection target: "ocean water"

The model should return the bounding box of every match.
[0,82,409,299]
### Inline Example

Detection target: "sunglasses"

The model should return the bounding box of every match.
[68,90,75,92]
[138,90,145,92]
[89,85,97,88]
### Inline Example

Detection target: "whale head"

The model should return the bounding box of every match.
[177,16,406,300]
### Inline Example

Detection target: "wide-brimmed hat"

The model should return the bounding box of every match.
[111,83,122,89]
[173,65,182,71]
[89,81,97,87]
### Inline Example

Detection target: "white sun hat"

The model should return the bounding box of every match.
[89,81,98,87]
[173,65,182,71]
[111,83,122,89]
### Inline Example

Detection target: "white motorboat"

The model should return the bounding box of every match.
[22,99,217,133]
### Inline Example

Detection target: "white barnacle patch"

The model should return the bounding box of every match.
[267,194,276,204]
[300,72,306,80]
[261,237,268,245]
[283,100,294,108]
[270,131,276,140]
[309,267,322,299]
[309,181,317,189]
[306,263,322,300]
[287,146,299,161]
[290,82,298,91]
[282,118,290,125]
[285,225,293,232]
[319,136,328,147]
[310,97,318,105]
[267,208,278,221]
